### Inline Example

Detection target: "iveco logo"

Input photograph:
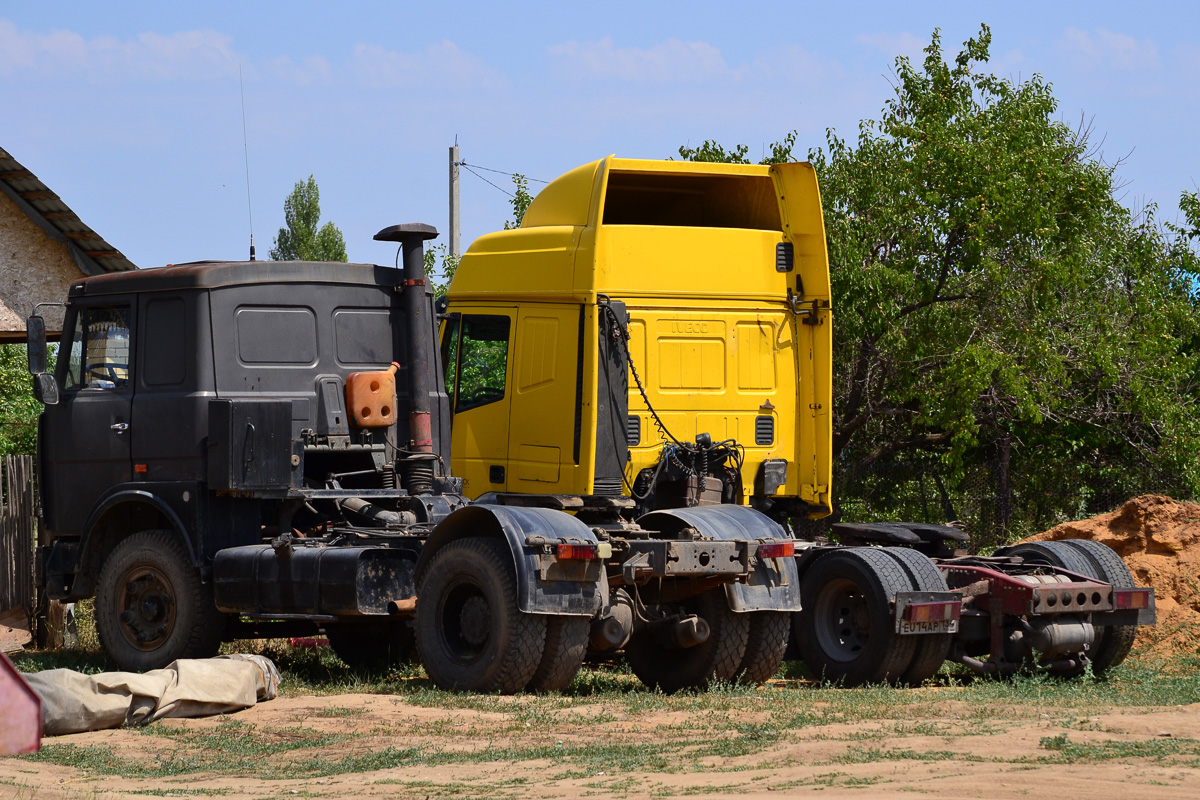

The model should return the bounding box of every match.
[672,321,712,333]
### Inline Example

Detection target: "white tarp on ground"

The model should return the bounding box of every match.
[22,654,280,735]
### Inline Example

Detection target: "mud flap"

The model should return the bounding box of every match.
[637,505,802,612]
[418,505,607,617]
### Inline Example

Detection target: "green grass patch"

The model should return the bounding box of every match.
[1036,733,1200,764]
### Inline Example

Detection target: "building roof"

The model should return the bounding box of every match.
[0,147,137,275]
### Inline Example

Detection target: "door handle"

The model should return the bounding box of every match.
[110,422,129,433]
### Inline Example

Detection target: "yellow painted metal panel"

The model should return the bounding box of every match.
[771,162,833,516]
[735,320,777,392]
[521,159,602,228]
[507,304,587,495]
[516,316,558,392]
[515,444,561,483]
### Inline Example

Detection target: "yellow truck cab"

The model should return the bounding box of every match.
[442,156,832,522]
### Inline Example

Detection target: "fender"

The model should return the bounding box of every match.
[79,488,199,568]
[637,504,802,612]
[417,504,607,616]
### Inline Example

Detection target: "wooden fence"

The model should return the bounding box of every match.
[1,455,36,617]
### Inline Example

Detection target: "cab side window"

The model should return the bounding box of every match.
[449,315,510,413]
[62,306,133,390]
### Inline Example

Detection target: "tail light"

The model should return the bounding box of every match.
[904,600,961,623]
[757,542,795,559]
[1113,588,1152,610]
[557,542,612,560]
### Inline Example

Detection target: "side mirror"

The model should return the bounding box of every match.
[32,372,59,406]
[26,315,47,375]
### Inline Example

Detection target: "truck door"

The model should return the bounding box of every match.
[442,309,515,497]
[40,301,135,534]
[505,304,581,494]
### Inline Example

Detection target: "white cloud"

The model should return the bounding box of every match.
[547,37,733,83]
[349,40,506,90]
[262,54,333,87]
[855,32,927,63]
[0,19,240,81]
[1061,27,1161,71]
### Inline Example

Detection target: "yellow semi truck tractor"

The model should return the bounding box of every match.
[443,157,831,519]
[442,157,1157,685]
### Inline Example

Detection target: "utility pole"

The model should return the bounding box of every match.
[448,143,461,260]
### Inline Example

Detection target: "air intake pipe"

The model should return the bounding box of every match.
[373,223,439,462]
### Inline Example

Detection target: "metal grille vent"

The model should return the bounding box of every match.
[776,242,794,272]
[593,477,623,496]
[626,415,640,446]
[755,415,774,446]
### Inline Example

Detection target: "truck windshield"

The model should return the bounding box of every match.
[62,306,132,390]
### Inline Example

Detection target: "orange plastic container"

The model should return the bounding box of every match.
[345,363,398,428]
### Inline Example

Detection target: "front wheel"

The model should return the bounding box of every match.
[415,537,546,693]
[94,530,225,672]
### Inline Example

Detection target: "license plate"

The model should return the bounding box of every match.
[899,619,955,635]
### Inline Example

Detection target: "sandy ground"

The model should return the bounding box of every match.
[4,689,1200,800]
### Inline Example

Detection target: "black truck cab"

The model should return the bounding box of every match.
[37,260,456,605]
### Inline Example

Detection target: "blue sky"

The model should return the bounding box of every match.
[2,1,1197,269]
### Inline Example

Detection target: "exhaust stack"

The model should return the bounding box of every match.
[374,223,439,455]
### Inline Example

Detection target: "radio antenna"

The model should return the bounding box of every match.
[239,63,256,261]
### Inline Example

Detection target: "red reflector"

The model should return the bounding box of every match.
[757,542,795,559]
[134,464,148,474]
[557,543,598,560]
[1114,589,1150,610]
[904,601,961,623]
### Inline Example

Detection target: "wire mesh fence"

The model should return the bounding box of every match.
[793,455,1194,552]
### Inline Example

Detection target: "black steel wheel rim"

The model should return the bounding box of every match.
[813,577,870,662]
[438,578,493,663]
[116,565,178,652]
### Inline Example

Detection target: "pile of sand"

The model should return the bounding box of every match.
[1022,494,1200,659]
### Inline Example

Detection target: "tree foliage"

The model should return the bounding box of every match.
[682,25,1200,527]
[0,345,42,455]
[269,175,348,262]
[504,174,533,230]
[424,242,460,297]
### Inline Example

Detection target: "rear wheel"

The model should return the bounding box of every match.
[1002,541,1093,577]
[799,548,916,686]
[735,611,790,685]
[1001,541,1100,674]
[95,530,225,672]
[625,588,749,693]
[415,537,546,693]
[1058,539,1138,674]
[881,547,953,686]
[526,616,589,692]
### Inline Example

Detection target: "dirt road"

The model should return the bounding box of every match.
[5,686,1200,800]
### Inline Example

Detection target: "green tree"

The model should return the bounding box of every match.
[683,26,1200,534]
[423,242,460,297]
[269,175,348,262]
[504,174,533,230]
[0,345,42,455]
